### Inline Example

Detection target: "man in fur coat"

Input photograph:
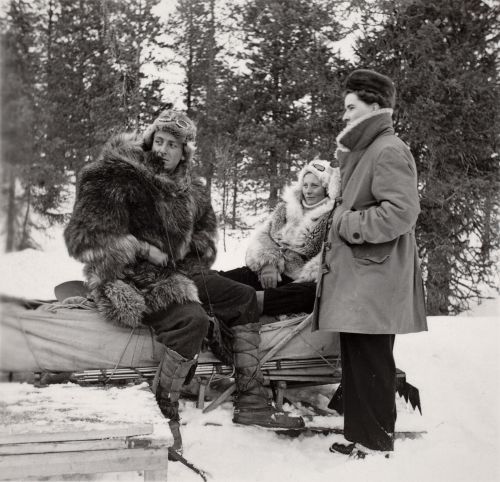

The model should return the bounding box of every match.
[65,109,303,453]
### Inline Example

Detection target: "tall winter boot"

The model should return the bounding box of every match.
[231,323,304,428]
[153,347,197,455]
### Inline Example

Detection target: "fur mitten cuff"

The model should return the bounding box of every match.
[96,280,147,328]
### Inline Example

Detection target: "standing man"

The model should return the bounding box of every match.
[314,70,427,457]
[65,109,303,455]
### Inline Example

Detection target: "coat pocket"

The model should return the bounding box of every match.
[349,239,396,265]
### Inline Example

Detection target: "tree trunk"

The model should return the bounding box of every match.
[221,175,227,251]
[481,190,492,260]
[425,249,451,315]
[231,170,238,229]
[205,160,214,199]
[204,0,216,200]
[4,163,17,253]
[47,0,54,73]
[268,148,279,208]
[185,1,194,113]
[19,186,32,250]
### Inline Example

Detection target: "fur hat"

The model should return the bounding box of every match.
[297,160,333,189]
[345,69,396,108]
[143,109,197,150]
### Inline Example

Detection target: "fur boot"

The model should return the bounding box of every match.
[231,323,304,428]
[153,347,197,454]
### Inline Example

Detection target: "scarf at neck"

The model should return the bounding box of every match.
[336,108,394,154]
[301,197,329,210]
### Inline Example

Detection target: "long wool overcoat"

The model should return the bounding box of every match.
[64,134,218,328]
[314,109,427,334]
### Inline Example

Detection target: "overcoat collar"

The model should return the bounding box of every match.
[281,182,334,224]
[336,108,394,155]
[334,109,395,189]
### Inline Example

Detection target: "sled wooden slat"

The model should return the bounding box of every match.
[0,433,168,455]
[0,437,126,455]
[0,424,153,445]
[266,375,338,383]
[0,446,168,480]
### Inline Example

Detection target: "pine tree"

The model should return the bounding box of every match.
[230,0,346,206]
[165,0,230,195]
[1,0,52,250]
[354,0,499,313]
[1,0,167,251]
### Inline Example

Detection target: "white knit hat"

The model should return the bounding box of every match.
[297,159,341,200]
[297,160,333,189]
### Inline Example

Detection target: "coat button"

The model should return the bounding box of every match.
[353,232,360,240]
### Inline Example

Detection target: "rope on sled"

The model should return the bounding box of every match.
[296,331,341,372]
[102,326,137,384]
[45,297,95,312]
[14,298,147,385]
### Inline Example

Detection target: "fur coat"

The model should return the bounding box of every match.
[245,175,339,282]
[64,134,218,328]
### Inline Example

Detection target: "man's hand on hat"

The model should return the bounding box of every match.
[260,264,282,289]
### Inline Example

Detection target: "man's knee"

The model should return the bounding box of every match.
[172,302,210,338]
[151,302,209,359]
[144,302,209,338]
[186,303,210,337]
[233,282,257,306]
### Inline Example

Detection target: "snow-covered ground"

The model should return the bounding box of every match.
[0,229,499,482]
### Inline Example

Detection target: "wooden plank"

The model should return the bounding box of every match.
[0,446,169,480]
[0,424,153,445]
[0,438,125,455]
[202,384,236,414]
[0,434,169,455]
[275,381,286,411]
[262,368,340,376]
[197,378,208,409]
[265,375,339,382]
[144,468,169,481]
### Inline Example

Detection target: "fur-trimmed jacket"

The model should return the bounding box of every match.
[245,177,339,283]
[64,134,218,328]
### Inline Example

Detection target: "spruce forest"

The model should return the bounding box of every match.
[1,0,499,315]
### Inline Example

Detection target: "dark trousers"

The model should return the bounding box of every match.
[142,271,259,359]
[340,332,396,451]
[220,266,316,316]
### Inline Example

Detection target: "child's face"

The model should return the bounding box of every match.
[152,130,184,173]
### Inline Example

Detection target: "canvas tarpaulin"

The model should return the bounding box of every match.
[0,300,339,373]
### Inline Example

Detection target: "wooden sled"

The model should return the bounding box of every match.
[0,297,419,413]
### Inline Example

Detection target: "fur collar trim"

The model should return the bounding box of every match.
[281,182,334,231]
[99,133,182,194]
